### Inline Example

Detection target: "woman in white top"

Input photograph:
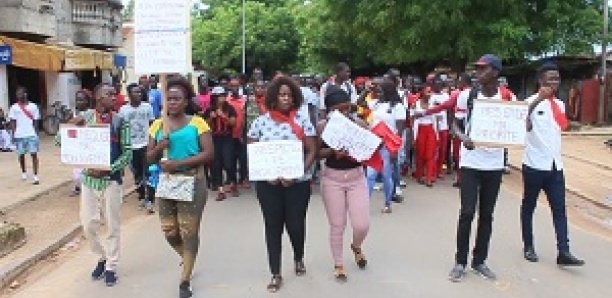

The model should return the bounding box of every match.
[359,80,406,213]
[413,92,439,187]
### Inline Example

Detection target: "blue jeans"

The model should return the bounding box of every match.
[366,147,394,206]
[521,164,569,252]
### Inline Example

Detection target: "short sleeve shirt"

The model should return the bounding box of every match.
[8,102,40,138]
[247,108,316,181]
[119,103,155,149]
[367,100,407,133]
[149,116,210,165]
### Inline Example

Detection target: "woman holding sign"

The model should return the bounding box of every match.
[317,85,370,282]
[146,76,214,298]
[247,76,317,293]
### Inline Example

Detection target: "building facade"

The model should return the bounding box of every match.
[0,0,124,112]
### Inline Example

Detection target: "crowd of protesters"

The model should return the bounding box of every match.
[31,54,590,298]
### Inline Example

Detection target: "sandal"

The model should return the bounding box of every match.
[266,275,283,293]
[334,266,348,282]
[216,190,226,201]
[295,260,306,276]
[351,244,368,269]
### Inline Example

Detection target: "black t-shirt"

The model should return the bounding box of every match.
[322,142,362,170]
[203,105,237,136]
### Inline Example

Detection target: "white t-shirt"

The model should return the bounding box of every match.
[8,102,40,138]
[457,88,516,170]
[301,86,319,109]
[523,94,564,171]
[319,80,358,109]
[368,99,406,133]
[412,101,437,140]
[119,102,155,148]
[429,93,450,131]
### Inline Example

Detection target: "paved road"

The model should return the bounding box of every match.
[8,178,612,298]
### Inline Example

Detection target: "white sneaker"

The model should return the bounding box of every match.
[33,176,40,185]
[21,172,27,181]
[373,183,382,191]
[395,186,403,196]
[399,180,407,188]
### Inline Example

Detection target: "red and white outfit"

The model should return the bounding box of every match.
[430,93,450,177]
[413,101,438,183]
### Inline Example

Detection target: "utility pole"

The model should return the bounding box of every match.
[242,0,246,74]
[600,0,609,124]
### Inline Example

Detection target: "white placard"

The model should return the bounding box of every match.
[134,0,191,74]
[469,99,529,146]
[247,140,304,181]
[60,125,111,169]
[321,111,381,161]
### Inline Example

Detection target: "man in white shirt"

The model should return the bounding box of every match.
[319,62,358,110]
[521,62,584,266]
[119,83,155,213]
[8,86,41,184]
[448,54,515,282]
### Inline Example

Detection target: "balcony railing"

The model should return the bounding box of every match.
[72,1,121,31]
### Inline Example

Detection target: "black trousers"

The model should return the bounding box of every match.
[131,147,148,201]
[211,135,236,188]
[521,164,569,252]
[256,181,311,275]
[234,138,248,183]
[455,168,503,266]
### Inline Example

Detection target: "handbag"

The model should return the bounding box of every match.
[156,173,195,201]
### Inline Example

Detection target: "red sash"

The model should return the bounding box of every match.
[549,97,568,130]
[269,110,305,141]
[18,103,34,120]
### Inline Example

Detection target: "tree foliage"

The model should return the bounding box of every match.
[191,0,606,74]
[192,1,300,74]
[122,0,135,21]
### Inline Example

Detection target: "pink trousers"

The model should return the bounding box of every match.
[321,166,370,266]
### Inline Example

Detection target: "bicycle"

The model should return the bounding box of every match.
[42,101,72,136]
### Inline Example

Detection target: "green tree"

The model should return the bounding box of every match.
[122,0,135,21]
[317,0,604,71]
[192,2,300,74]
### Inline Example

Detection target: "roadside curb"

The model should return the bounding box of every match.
[0,186,137,290]
[562,154,612,171]
[0,180,72,214]
[507,164,612,212]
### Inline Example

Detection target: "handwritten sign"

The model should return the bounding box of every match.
[0,45,12,65]
[469,99,529,146]
[60,125,111,169]
[134,0,190,74]
[247,140,304,181]
[321,111,381,161]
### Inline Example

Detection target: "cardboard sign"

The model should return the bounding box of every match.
[469,99,529,147]
[60,125,111,169]
[134,0,191,74]
[321,111,381,161]
[247,140,304,181]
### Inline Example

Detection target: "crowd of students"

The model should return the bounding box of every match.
[28,54,584,298]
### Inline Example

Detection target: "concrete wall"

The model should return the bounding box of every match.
[0,0,57,37]
[0,65,9,112]
[45,72,81,109]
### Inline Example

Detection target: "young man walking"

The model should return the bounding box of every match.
[62,83,132,287]
[119,83,155,213]
[8,86,41,184]
[448,54,516,282]
[521,62,584,267]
